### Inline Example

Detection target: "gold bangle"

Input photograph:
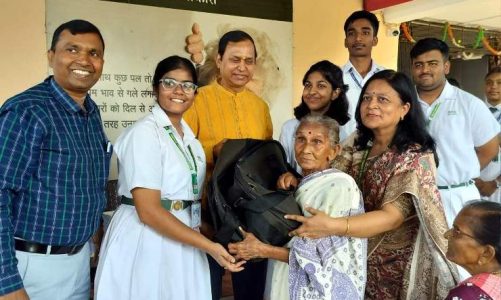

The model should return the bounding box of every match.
[343,217,350,236]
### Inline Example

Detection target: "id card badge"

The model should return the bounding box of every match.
[191,202,201,228]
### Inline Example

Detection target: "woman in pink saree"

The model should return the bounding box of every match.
[445,201,501,300]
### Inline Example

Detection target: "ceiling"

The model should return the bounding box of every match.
[380,0,501,30]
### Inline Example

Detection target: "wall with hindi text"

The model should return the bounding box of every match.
[45,0,294,178]
[0,0,401,180]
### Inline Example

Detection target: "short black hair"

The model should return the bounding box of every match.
[218,30,257,58]
[152,55,197,94]
[485,66,501,80]
[50,19,105,51]
[344,10,379,36]
[410,38,449,61]
[355,70,437,158]
[294,60,350,126]
[462,201,501,264]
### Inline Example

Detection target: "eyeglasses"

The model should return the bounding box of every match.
[444,227,479,242]
[159,78,197,94]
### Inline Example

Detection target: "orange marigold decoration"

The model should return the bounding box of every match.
[400,23,416,43]
[446,23,465,48]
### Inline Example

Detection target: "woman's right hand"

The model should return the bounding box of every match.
[277,172,299,190]
[207,243,246,272]
[285,207,339,239]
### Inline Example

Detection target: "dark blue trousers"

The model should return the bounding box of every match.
[207,255,267,300]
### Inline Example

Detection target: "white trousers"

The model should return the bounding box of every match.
[16,242,90,300]
[439,185,481,228]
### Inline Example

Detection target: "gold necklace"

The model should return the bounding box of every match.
[491,270,501,276]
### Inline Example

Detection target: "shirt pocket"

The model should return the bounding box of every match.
[38,138,73,186]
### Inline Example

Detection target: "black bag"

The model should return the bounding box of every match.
[208,139,301,247]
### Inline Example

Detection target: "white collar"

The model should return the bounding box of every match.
[485,100,501,109]
[343,59,381,76]
[417,81,454,106]
[151,104,195,142]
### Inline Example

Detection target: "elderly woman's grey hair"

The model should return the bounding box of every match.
[297,115,340,147]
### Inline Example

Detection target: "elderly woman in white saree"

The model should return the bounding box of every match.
[228,115,367,300]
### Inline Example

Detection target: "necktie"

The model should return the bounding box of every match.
[489,106,501,123]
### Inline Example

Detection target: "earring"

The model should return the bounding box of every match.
[400,116,404,121]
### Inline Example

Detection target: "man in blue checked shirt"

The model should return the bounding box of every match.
[0,20,111,300]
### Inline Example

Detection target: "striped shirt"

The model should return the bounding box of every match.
[0,77,111,295]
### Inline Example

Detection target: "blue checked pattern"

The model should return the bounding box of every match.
[0,77,111,295]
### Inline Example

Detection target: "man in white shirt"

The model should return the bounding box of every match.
[410,38,499,228]
[340,10,383,141]
[476,67,501,203]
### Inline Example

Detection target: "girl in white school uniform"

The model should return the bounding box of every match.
[95,56,244,300]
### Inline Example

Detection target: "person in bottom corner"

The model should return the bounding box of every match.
[444,201,501,300]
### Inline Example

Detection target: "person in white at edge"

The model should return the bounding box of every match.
[476,67,501,204]
[411,38,499,280]
[340,10,383,142]
[95,56,243,300]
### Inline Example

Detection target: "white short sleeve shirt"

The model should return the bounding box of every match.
[340,60,383,142]
[479,101,501,202]
[114,104,206,200]
[278,118,301,173]
[419,82,499,186]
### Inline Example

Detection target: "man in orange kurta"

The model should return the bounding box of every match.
[184,30,272,300]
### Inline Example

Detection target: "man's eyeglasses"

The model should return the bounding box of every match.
[159,78,197,94]
[444,227,479,243]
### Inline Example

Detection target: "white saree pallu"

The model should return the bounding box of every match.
[289,168,367,300]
